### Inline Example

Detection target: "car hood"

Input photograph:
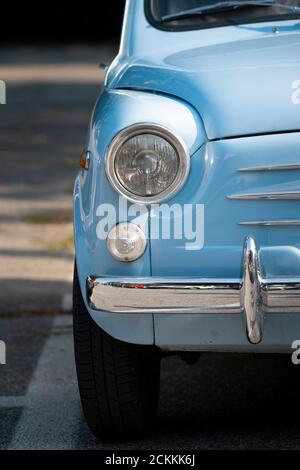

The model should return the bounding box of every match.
[111,29,300,140]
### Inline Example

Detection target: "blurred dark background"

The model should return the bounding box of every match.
[0,1,126,43]
[0,1,127,318]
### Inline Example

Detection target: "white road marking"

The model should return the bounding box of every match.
[0,396,25,408]
[9,315,82,450]
[61,294,73,312]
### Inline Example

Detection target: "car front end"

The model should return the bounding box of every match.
[73,0,300,438]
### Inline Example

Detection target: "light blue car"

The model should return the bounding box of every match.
[73,0,300,439]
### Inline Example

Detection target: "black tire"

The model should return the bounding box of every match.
[73,263,160,440]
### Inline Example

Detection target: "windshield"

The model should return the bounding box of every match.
[146,0,300,31]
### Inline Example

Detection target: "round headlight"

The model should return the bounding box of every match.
[105,124,190,203]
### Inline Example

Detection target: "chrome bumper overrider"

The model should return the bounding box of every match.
[87,237,300,345]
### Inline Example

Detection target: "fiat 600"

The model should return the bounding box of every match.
[73,0,300,439]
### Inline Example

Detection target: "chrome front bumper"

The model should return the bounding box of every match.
[87,237,300,345]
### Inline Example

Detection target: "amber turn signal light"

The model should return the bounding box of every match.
[80,151,91,170]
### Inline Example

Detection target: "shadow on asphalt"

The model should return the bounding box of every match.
[1,315,300,449]
[0,279,72,315]
[88,354,300,450]
[1,83,101,194]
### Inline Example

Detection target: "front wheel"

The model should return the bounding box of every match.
[73,263,161,440]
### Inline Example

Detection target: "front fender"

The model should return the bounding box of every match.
[73,88,206,344]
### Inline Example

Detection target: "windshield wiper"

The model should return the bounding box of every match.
[161,1,300,22]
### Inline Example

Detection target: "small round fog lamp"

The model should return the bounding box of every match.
[107,223,147,262]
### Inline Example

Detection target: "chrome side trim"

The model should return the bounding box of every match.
[227,191,300,200]
[240,237,263,344]
[239,220,300,226]
[238,164,300,172]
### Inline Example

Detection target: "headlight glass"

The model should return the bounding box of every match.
[115,134,179,197]
[105,125,190,204]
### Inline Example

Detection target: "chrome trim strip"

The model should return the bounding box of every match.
[87,277,241,315]
[227,191,300,200]
[263,281,300,314]
[238,164,300,172]
[105,123,190,205]
[240,237,263,344]
[87,237,300,345]
[239,220,300,226]
[87,274,300,314]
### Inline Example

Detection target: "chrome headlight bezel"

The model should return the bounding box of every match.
[105,123,190,204]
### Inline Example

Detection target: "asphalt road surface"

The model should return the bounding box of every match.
[0,46,116,316]
[1,313,300,450]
